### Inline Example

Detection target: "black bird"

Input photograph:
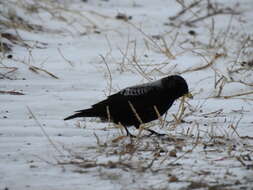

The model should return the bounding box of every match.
[64,75,192,137]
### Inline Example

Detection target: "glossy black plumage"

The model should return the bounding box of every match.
[64,75,190,136]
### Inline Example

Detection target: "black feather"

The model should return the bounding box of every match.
[64,75,190,136]
[64,108,96,120]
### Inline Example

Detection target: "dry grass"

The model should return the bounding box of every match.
[1,0,253,189]
[169,0,240,27]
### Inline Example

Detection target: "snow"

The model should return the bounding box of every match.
[1,0,253,189]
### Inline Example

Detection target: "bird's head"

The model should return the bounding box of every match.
[162,75,192,99]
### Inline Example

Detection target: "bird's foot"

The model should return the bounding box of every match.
[125,129,136,138]
[146,129,166,137]
[125,127,165,138]
[121,125,136,138]
[127,133,136,138]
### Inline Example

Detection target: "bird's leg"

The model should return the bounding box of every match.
[125,127,136,138]
[121,124,136,138]
[146,129,166,137]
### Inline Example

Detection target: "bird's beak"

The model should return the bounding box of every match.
[185,92,193,99]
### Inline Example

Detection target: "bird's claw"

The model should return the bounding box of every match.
[147,129,166,137]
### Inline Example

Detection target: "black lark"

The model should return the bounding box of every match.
[64,75,192,137]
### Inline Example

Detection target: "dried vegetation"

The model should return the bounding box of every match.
[1,0,253,189]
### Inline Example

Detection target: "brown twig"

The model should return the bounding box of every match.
[127,21,175,60]
[58,48,74,67]
[29,65,59,79]
[99,54,112,96]
[117,43,152,81]
[153,105,164,126]
[0,66,18,79]
[186,9,240,26]
[177,52,224,75]
[0,90,24,95]
[161,125,200,164]
[213,91,253,99]
[128,101,143,124]
[27,106,64,157]
[169,0,202,21]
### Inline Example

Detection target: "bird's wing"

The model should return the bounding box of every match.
[92,84,160,109]
[119,79,163,97]
[119,85,154,96]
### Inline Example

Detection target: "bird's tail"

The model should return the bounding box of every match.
[64,108,97,120]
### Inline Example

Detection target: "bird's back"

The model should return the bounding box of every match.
[90,79,174,127]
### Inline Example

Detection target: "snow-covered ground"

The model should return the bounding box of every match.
[1,0,253,189]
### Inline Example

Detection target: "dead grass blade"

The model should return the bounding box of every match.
[57,48,74,67]
[178,52,224,75]
[212,91,253,99]
[27,106,63,157]
[0,90,24,95]
[100,55,112,96]
[29,65,59,79]
[0,66,18,79]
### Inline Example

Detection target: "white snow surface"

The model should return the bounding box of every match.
[1,0,253,189]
